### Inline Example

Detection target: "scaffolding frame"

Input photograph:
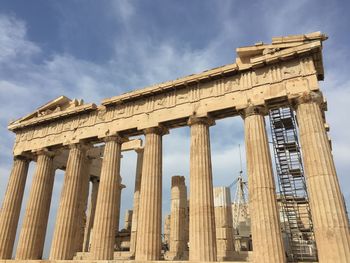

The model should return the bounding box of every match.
[269,107,318,262]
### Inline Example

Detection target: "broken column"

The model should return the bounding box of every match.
[188,116,217,261]
[124,210,133,231]
[294,92,350,262]
[213,186,235,261]
[243,106,286,263]
[168,175,187,260]
[163,214,171,247]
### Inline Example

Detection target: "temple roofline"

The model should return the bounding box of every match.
[8,32,327,132]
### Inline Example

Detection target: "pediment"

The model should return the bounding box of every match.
[10,96,86,125]
[236,31,327,63]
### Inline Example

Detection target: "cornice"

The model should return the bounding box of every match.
[8,103,97,131]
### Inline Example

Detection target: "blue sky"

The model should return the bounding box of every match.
[0,0,349,258]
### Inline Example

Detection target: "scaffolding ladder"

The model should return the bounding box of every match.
[269,107,318,262]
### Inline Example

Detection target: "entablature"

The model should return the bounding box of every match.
[8,32,327,156]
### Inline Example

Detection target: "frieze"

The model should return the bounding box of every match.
[11,57,319,155]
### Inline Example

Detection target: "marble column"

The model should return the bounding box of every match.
[73,157,92,254]
[243,106,285,263]
[169,175,187,260]
[0,156,29,259]
[130,148,144,256]
[89,135,125,260]
[82,177,99,252]
[294,92,350,262]
[124,210,133,231]
[49,143,87,260]
[135,127,167,261]
[115,181,126,250]
[163,215,171,247]
[213,187,235,261]
[188,116,217,262]
[16,150,55,259]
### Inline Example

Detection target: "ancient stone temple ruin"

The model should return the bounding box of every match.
[0,32,349,263]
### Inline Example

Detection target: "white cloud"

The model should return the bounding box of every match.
[0,12,234,257]
[0,0,350,257]
[0,15,40,63]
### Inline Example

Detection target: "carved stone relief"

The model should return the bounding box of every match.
[12,57,318,155]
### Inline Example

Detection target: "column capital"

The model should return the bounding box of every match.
[135,147,144,154]
[240,105,267,119]
[187,116,215,126]
[68,142,91,151]
[293,91,324,108]
[103,134,128,144]
[13,154,31,162]
[32,148,56,158]
[143,126,169,136]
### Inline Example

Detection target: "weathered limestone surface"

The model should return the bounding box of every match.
[2,32,348,263]
[213,187,235,261]
[9,33,326,156]
[168,176,187,260]
[295,92,350,263]
[89,135,124,260]
[0,157,29,259]
[73,157,91,254]
[124,210,133,231]
[188,117,217,262]
[16,150,55,259]
[49,144,87,260]
[82,177,99,252]
[130,149,143,256]
[163,215,171,246]
[135,127,166,261]
[115,181,126,250]
[243,106,286,263]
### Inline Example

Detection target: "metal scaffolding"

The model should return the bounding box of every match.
[269,107,318,262]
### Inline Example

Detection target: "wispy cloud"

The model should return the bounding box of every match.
[0,15,40,63]
[0,0,349,258]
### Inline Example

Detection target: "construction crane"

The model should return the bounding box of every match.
[229,145,248,229]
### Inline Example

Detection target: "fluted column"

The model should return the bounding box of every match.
[0,156,29,259]
[294,92,350,263]
[89,135,125,260]
[49,143,87,260]
[130,148,144,256]
[124,210,133,231]
[115,181,125,250]
[169,176,187,260]
[188,116,217,262]
[164,215,171,246]
[16,149,55,259]
[135,127,167,261]
[213,187,235,261]
[243,106,285,263]
[83,177,99,252]
[73,157,92,254]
